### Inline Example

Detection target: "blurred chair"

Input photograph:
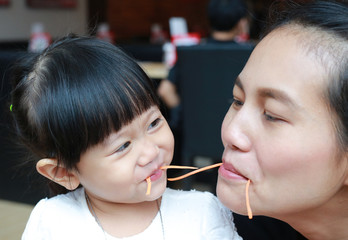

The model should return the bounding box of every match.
[175,43,253,190]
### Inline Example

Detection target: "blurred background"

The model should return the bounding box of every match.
[0,0,273,50]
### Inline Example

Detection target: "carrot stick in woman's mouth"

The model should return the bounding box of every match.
[246,179,253,219]
[154,163,254,220]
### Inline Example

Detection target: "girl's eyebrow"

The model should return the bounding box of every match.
[103,107,160,147]
[102,131,123,147]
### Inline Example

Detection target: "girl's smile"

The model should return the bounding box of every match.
[148,168,163,182]
[76,106,174,204]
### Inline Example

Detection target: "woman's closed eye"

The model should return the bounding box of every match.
[263,111,285,122]
[232,98,243,108]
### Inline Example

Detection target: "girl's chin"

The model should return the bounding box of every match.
[144,179,167,200]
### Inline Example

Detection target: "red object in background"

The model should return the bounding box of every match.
[235,33,250,43]
[28,23,52,53]
[28,32,52,52]
[0,0,9,6]
[96,23,115,44]
[171,32,201,47]
[97,31,115,44]
[150,24,168,44]
[163,32,201,67]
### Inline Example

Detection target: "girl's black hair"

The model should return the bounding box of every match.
[264,0,348,151]
[11,35,160,194]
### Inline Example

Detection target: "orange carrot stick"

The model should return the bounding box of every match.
[146,177,151,195]
[145,166,197,195]
[167,163,223,181]
[160,165,198,170]
[246,179,253,219]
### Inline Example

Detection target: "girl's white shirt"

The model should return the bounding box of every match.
[22,187,242,240]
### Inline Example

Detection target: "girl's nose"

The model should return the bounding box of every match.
[221,108,252,152]
[138,138,160,166]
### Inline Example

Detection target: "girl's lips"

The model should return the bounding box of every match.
[148,169,163,181]
[219,163,248,181]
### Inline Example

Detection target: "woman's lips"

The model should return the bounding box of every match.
[219,163,248,180]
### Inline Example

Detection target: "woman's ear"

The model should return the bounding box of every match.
[342,154,348,187]
[36,158,80,190]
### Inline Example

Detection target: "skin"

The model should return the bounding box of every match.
[78,106,174,237]
[216,26,348,239]
[38,106,175,237]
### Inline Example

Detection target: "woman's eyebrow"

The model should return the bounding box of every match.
[257,88,298,109]
[235,77,299,109]
[235,77,243,90]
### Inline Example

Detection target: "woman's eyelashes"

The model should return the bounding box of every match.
[263,111,285,123]
[264,112,278,121]
[232,97,243,108]
[231,96,285,123]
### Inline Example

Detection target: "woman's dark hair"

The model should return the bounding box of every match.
[264,0,348,151]
[10,36,160,193]
[207,0,247,31]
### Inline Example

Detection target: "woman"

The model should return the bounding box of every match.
[217,1,348,239]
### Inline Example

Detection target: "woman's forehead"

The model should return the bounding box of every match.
[268,24,346,69]
[239,27,328,107]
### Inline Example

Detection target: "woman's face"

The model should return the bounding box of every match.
[217,28,348,219]
[76,106,174,204]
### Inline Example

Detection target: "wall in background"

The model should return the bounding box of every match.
[107,0,210,42]
[105,0,275,43]
[0,0,87,41]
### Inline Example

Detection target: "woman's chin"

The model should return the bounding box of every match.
[216,177,247,213]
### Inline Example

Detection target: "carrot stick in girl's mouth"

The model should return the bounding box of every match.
[146,166,198,195]
[146,177,151,195]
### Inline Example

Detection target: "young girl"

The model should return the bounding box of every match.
[217,1,348,239]
[11,36,241,239]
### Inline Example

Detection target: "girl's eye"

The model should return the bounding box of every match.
[116,141,130,153]
[148,118,162,130]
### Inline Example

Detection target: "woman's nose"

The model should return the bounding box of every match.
[221,108,252,152]
[137,138,160,166]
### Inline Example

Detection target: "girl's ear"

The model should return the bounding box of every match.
[36,158,80,190]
